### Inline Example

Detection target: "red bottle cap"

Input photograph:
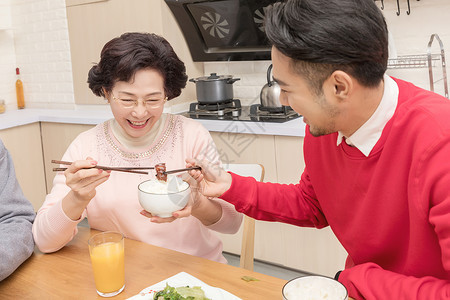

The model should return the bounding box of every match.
[16,68,20,75]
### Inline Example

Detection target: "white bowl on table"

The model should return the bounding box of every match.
[282,275,348,300]
[138,177,190,218]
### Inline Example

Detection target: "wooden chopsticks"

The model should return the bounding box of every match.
[52,160,200,175]
[163,166,201,174]
[51,160,153,175]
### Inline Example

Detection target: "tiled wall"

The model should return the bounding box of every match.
[383,0,450,97]
[204,0,450,102]
[204,60,272,106]
[0,0,449,112]
[0,0,15,110]
[0,0,74,111]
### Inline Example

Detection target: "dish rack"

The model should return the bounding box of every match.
[387,34,449,99]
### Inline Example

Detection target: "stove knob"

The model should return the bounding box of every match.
[232,109,240,117]
[217,110,225,116]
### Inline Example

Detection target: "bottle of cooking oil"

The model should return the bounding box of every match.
[0,99,5,114]
[16,67,25,109]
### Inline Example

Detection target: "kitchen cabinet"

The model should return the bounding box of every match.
[66,0,163,105]
[0,123,46,211]
[66,0,108,6]
[211,132,348,277]
[210,131,277,182]
[40,122,94,193]
[65,0,201,106]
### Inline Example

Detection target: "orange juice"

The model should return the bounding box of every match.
[88,232,125,297]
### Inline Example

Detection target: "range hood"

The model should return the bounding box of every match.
[164,0,281,62]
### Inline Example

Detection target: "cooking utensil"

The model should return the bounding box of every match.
[260,64,282,109]
[189,73,240,104]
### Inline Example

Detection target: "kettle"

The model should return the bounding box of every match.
[260,64,282,109]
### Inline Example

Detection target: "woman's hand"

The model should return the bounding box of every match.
[61,158,111,220]
[139,204,193,223]
[185,158,232,198]
[139,185,195,223]
[140,172,222,225]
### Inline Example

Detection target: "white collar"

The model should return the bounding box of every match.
[337,75,399,156]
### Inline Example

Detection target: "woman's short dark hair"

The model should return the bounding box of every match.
[265,0,388,95]
[88,32,187,100]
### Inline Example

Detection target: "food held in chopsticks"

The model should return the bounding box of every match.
[153,283,211,300]
[155,162,168,182]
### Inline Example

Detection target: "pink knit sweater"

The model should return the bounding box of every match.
[33,114,242,263]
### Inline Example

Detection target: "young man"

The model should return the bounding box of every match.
[187,0,450,299]
[0,139,35,281]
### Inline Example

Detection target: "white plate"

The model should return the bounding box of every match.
[126,271,241,300]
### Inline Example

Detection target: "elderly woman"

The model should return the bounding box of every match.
[32,32,242,263]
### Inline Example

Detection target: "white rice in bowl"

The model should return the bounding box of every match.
[282,275,348,300]
[140,175,189,194]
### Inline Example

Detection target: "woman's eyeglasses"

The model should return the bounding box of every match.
[110,93,167,109]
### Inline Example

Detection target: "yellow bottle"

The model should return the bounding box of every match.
[0,99,5,114]
[16,68,25,109]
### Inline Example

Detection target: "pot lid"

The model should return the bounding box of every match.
[191,73,234,81]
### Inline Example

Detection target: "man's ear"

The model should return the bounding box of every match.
[328,70,353,99]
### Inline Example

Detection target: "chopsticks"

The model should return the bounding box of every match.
[51,160,201,175]
[163,166,201,174]
[51,160,152,175]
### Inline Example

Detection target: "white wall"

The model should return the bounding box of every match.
[0,0,74,111]
[205,0,450,103]
[0,0,449,112]
[383,0,449,97]
[0,0,16,111]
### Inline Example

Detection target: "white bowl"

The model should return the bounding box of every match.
[282,275,348,300]
[138,179,190,218]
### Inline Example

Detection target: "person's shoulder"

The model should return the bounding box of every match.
[394,77,448,104]
[0,139,6,158]
[392,79,450,137]
[171,114,207,130]
[393,78,450,113]
[80,121,107,135]
[70,120,109,144]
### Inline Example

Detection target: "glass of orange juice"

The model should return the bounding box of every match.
[88,231,125,297]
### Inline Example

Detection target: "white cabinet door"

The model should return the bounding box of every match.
[40,122,94,193]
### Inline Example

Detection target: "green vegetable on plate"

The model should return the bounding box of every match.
[153,283,211,300]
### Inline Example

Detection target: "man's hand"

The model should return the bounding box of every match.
[185,158,232,198]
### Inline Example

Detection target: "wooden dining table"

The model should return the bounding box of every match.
[0,226,289,299]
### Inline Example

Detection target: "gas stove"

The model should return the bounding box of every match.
[181,99,301,123]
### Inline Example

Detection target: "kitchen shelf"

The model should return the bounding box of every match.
[388,54,441,69]
[387,34,448,99]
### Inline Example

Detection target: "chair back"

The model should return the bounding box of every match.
[224,163,265,271]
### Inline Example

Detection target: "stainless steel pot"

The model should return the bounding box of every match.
[260,64,282,109]
[189,73,240,104]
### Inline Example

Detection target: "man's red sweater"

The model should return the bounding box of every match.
[221,78,450,299]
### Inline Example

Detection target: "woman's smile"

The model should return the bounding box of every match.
[127,118,150,129]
